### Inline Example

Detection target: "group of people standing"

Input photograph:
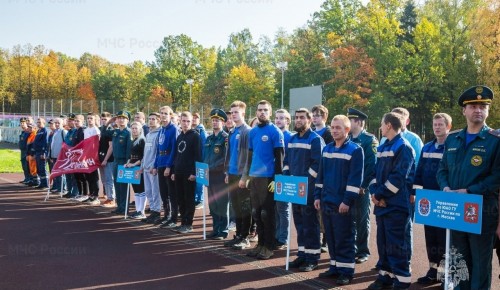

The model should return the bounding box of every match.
[16,84,499,290]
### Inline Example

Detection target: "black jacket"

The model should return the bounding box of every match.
[173,129,202,176]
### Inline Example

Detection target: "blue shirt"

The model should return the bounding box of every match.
[314,139,364,207]
[369,133,415,216]
[413,139,444,192]
[248,123,284,177]
[228,125,241,175]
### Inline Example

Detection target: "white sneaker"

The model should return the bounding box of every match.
[227,221,236,232]
[89,198,101,206]
[76,195,90,202]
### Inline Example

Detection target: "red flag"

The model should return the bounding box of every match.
[50,135,101,181]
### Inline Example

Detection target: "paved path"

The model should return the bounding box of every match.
[0,173,498,290]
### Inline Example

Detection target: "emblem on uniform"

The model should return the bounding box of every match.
[470,155,482,166]
[276,181,282,194]
[418,198,431,217]
[298,182,306,197]
[475,86,483,94]
[236,134,240,140]
[214,146,220,154]
[261,135,269,142]
[178,140,186,153]
[464,203,479,223]
[438,246,469,289]
[119,138,124,143]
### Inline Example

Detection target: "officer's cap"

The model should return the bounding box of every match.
[210,108,227,122]
[116,110,131,120]
[347,108,368,120]
[20,117,27,123]
[59,114,67,118]
[68,113,76,120]
[458,86,494,107]
[48,119,54,124]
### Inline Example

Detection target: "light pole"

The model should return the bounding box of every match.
[277,61,288,109]
[186,78,194,111]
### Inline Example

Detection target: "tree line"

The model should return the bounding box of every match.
[0,0,498,140]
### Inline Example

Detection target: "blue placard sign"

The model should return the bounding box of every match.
[116,165,141,184]
[415,189,483,234]
[196,162,209,186]
[274,175,308,205]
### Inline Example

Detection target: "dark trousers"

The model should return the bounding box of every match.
[158,167,177,222]
[323,202,356,278]
[175,173,196,226]
[354,190,371,258]
[375,212,411,289]
[207,171,229,235]
[451,212,497,290]
[74,173,88,196]
[113,158,128,212]
[84,170,99,198]
[423,225,446,276]
[249,177,276,249]
[293,201,321,263]
[228,174,252,239]
[20,150,29,181]
[35,153,48,187]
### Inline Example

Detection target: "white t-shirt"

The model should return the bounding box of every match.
[84,126,101,139]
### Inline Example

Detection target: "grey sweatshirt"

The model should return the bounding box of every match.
[142,127,160,171]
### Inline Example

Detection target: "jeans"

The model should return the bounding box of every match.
[99,162,115,200]
[275,201,290,244]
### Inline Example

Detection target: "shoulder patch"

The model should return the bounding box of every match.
[488,129,500,138]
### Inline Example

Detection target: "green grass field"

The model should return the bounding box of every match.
[0,148,23,173]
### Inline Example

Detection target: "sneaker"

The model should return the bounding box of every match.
[288,257,306,268]
[172,225,183,232]
[246,245,263,257]
[211,233,228,240]
[159,220,177,229]
[248,232,258,242]
[77,195,90,202]
[154,216,169,226]
[232,238,250,250]
[177,225,193,234]
[336,274,352,285]
[50,188,59,193]
[416,276,437,285]
[356,256,369,264]
[130,212,146,220]
[227,221,236,231]
[195,202,204,209]
[224,236,241,247]
[142,211,160,223]
[299,262,318,272]
[257,246,274,260]
[89,198,101,206]
[367,280,393,290]
[318,269,339,278]
[274,241,287,250]
[101,199,116,208]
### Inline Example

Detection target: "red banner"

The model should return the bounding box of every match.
[50,135,101,180]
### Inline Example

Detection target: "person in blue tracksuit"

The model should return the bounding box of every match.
[414,113,452,286]
[33,117,49,189]
[284,108,324,272]
[368,112,415,290]
[274,108,293,249]
[245,100,284,260]
[314,115,364,285]
[347,108,378,264]
[154,106,179,227]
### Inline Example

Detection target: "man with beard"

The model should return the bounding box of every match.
[285,108,324,272]
[245,100,284,260]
